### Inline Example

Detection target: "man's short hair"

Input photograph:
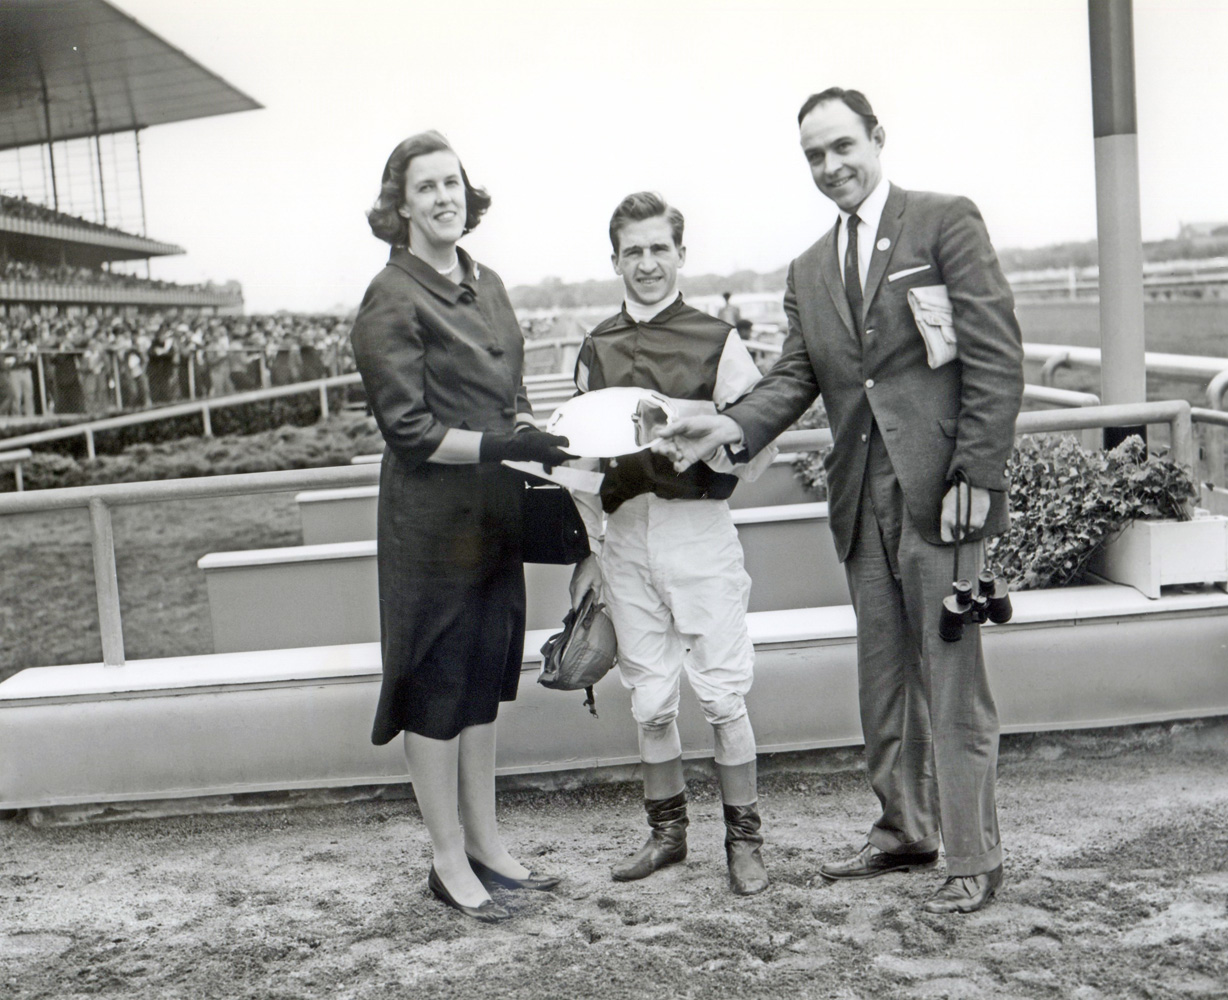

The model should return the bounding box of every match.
[608,192,685,255]
[797,87,879,135]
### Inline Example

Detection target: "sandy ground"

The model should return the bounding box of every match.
[1,720,1226,1000]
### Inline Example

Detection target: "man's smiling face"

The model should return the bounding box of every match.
[799,98,885,213]
[612,216,686,308]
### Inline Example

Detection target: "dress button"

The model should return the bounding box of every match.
[501,406,516,417]
[487,344,505,356]
[865,378,874,388]
[865,328,875,336]
[861,433,868,442]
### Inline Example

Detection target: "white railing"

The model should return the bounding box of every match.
[0,374,363,458]
[1025,342,1228,386]
[0,400,1198,671]
[0,448,30,491]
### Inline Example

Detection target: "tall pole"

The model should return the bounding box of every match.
[36,64,59,210]
[1089,0,1147,447]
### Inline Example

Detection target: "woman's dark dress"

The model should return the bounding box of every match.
[349,246,535,745]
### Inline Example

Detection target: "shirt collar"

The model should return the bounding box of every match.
[388,245,480,304]
[623,291,683,324]
[838,177,890,235]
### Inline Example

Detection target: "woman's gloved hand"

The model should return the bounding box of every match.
[479,429,576,470]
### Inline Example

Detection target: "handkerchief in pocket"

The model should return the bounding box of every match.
[906,284,957,369]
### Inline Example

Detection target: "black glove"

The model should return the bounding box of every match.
[479,429,575,469]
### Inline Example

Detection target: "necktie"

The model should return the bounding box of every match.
[844,213,864,336]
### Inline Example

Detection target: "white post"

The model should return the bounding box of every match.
[88,497,125,667]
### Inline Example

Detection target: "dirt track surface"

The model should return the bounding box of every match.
[2,722,1226,1000]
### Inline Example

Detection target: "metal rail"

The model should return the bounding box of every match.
[0,399,1198,670]
[1025,342,1228,385]
[0,448,31,491]
[0,374,363,457]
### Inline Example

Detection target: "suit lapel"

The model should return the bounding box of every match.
[862,183,906,316]
[816,226,857,342]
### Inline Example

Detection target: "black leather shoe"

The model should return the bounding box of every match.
[921,864,1004,914]
[468,854,561,891]
[612,791,688,882]
[820,844,939,880]
[428,866,511,923]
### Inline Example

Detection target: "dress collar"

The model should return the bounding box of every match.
[387,245,480,304]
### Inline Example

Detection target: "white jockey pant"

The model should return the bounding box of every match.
[600,493,756,736]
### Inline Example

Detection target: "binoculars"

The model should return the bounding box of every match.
[939,569,1013,642]
[938,471,1012,643]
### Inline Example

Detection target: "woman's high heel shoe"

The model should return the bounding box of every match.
[467,854,562,891]
[428,866,511,923]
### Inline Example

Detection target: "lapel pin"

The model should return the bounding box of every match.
[876,237,891,252]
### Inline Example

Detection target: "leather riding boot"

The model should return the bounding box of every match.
[611,791,689,881]
[717,761,768,896]
[723,802,769,895]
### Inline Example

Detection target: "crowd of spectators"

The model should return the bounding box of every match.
[0,192,143,239]
[1,258,226,295]
[0,307,355,417]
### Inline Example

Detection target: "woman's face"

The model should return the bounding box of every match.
[400,150,467,252]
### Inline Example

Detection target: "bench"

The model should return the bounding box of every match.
[202,501,848,653]
[4,584,1227,809]
[305,455,813,545]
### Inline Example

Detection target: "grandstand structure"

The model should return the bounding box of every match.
[0,0,260,313]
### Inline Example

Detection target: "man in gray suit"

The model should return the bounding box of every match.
[656,87,1024,913]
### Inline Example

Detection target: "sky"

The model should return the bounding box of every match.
[79,0,1228,314]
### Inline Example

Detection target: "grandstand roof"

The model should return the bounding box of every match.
[0,0,262,153]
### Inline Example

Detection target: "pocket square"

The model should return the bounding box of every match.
[906,284,957,369]
[888,264,932,283]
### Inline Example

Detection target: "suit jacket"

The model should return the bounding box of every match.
[725,184,1024,560]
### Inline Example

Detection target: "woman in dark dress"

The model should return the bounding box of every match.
[350,132,572,923]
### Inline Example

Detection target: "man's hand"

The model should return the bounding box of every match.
[569,553,603,609]
[940,481,991,543]
[651,415,743,473]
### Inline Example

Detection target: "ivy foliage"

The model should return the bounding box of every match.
[793,433,1198,590]
[987,435,1196,590]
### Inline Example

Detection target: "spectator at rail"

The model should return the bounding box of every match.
[2,326,37,416]
[44,324,82,412]
[78,334,112,412]
[717,291,742,326]
[203,327,233,397]
[269,323,302,387]
[147,326,179,403]
[299,324,328,382]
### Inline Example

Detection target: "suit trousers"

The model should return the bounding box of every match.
[843,428,1002,876]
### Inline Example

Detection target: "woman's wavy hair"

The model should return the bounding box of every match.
[366,130,492,246]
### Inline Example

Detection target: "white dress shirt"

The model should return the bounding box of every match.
[836,177,891,293]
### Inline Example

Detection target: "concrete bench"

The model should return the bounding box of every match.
[4,584,1228,810]
[203,501,847,653]
[303,455,814,545]
[198,542,575,650]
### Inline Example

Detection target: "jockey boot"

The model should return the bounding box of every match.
[611,758,688,882]
[718,761,769,896]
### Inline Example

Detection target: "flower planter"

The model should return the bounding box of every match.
[1089,514,1228,599]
